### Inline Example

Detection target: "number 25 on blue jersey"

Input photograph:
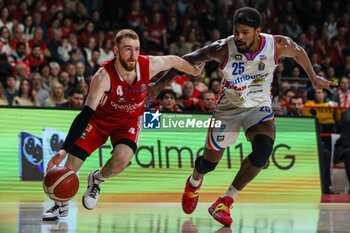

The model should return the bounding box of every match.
[232,62,244,75]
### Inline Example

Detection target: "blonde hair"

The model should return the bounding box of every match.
[114,29,139,46]
[50,81,65,103]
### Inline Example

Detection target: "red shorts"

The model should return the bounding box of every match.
[71,116,143,160]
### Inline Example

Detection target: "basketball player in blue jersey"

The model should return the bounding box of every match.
[148,7,337,227]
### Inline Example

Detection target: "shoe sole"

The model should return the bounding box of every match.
[42,216,59,221]
[208,207,232,227]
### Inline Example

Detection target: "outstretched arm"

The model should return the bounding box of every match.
[275,35,337,92]
[147,39,227,99]
[149,55,204,78]
[47,68,110,172]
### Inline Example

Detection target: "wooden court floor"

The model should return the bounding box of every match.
[1,199,350,233]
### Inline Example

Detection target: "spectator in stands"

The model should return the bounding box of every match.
[8,42,28,62]
[44,81,66,107]
[0,7,13,31]
[179,81,201,111]
[297,33,312,57]
[31,72,49,106]
[83,37,97,62]
[61,17,73,38]
[49,61,60,81]
[291,66,300,78]
[15,62,29,88]
[303,89,341,134]
[151,89,182,112]
[76,81,89,101]
[68,32,84,63]
[28,44,46,72]
[0,82,8,105]
[169,35,192,57]
[167,16,182,45]
[28,27,51,58]
[4,75,18,105]
[126,0,147,34]
[57,36,71,62]
[208,78,221,99]
[47,28,66,65]
[0,26,13,56]
[33,12,48,40]
[331,76,350,121]
[22,14,35,40]
[79,21,96,47]
[57,88,84,109]
[58,71,70,98]
[143,12,167,53]
[47,17,62,42]
[98,38,114,65]
[199,91,215,114]
[288,96,304,116]
[86,48,100,75]
[272,102,282,116]
[72,2,88,34]
[39,63,51,91]
[12,78,40,106]
[75,62,86,83]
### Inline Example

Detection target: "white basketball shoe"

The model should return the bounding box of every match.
[82,170,104,210]
[42,202,69,221]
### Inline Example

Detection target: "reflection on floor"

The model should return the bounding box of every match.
[1,201,350,233]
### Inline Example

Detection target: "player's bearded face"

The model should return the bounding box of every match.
[234,25,257,53]
[119,54,136,71]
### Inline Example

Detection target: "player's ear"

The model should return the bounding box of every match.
[255,27,261,35]
[113,45,118,55]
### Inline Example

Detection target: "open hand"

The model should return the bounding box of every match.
[46,149,67,172]
[311,75,337,93]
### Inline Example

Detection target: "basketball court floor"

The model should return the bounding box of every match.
[1,195,350,233]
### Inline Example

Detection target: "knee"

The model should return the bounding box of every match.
[195,156,218,174]
[111,157,130,171]
[248,134,274,168]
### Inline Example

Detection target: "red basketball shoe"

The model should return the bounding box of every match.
[181,176,203,214]
[208,196,234,227]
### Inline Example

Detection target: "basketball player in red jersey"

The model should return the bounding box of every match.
[148,7,337,227]
[42,29,203,221]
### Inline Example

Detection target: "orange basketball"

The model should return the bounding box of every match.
[43,167,79,202]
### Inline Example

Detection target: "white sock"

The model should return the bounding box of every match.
[223,185,240,199]
[189,175,201,188]
[93,169,105,184]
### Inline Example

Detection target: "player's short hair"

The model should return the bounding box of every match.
[233,7,262,29]
[114,29,139,46]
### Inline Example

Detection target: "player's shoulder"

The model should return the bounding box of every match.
[272,35,293,47]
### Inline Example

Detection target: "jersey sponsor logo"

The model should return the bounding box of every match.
[140,83,147,92]
[229,73,269,85]
[86,123,93,132]
[234,54,242,61]
[110,101,144,113]
[259,106,272,113]
[251,77,265,84]
[81,131,87,139]
[258,62,265,71]
[259,55,267,60]
[219,123,226,132]
[128,127,135,134]
[118,97,125,102]
[217,135,225,142]
[231,85,246,92]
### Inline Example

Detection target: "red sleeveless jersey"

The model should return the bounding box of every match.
[93,55,150,120]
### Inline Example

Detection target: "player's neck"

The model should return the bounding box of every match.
[248,35,261,53]
[115,60,136,82]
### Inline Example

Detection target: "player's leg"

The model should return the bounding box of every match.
[231,121,275,190]
[182,112,241,215]
[209,108,275,227]
[43,154,86,221]
[83,117,141,210]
